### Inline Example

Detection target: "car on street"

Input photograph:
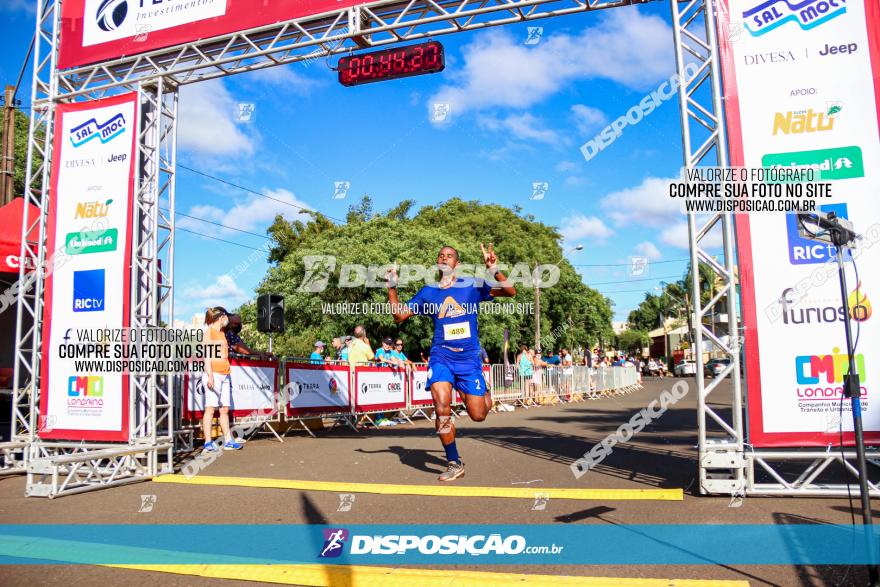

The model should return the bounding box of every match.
[704,358,731,378]
[674,359,697,377]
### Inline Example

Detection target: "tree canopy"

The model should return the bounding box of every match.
[238,197,614,360]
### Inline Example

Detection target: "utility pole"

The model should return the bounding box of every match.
[1,85,16,206]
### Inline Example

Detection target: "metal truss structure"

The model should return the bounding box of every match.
[6,0,875,498]
[53,0,650,100]
[672,0,880,496]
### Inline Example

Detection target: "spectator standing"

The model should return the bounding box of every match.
[348,325,375,365]
[517,345,533,402]
[310,341,326,364]
[202,307,242,452]
[331,337,344,361]
[376,337,402,367]
[340,336,352,362]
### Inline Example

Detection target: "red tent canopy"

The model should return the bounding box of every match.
[0,197,40,274]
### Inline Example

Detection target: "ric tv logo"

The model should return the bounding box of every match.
[743,0,847,37]
[72,269,106,312]
[785,202,849,265]
[70,113,126,148]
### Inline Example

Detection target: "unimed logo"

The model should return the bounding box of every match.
[795,348,865,385]
[761,146,863,181]
[65,229,118,255]
[743,0,847,37]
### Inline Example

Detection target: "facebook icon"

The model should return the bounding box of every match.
[72,269,105,312]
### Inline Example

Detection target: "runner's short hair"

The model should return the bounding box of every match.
[439,245,459,259]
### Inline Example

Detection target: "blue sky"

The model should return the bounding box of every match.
[0,2,703,324]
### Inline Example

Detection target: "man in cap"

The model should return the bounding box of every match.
[310,341,325,364]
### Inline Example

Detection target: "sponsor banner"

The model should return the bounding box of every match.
[410,365,432,405]
[1,524,880,565]
[286,363,351,415]
[38,93,137,442]
[183,359,278,418]
[718,0,880,445]
[353,366,407,411]
[59,0,370,69]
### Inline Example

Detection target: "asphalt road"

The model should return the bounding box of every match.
[0,377,873,586]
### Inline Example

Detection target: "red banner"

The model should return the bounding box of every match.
[59,0,369,69]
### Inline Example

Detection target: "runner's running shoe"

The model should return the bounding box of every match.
[223,440,243,451]
[203,440,218,452]
[438,460,465,482]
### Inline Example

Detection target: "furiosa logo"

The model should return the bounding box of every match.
[743,0,847,37]
[96,0,129,32]
[70,113,126,148]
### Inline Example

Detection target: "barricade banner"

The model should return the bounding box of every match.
[286,362,351,416]
[354,365,407,412]
[183,359,279,419]
[410,365,432,406]
[38,92,138,442]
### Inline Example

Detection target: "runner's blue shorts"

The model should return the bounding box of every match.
[426,349,486,397]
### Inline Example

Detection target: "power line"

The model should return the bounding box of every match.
[572,259,688,268]
[177,163,346,224]
[13,34,35,101]
[588,274,682,286]
[163,207,270,239]
[176,227,267,251]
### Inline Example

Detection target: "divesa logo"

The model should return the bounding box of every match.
[743,0,847,37]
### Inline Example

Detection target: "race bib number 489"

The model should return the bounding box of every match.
[443,322,471,341]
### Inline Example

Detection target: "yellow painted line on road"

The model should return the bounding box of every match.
[106,563,748,586]
[153,474,682,500]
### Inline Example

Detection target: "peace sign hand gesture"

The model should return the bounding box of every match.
[480,242,498,268]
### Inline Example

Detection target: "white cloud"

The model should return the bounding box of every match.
[659,222,723,250]
[564,175,587,187]
[429,8,671,117]
[571,104,607,135]
[178,79,256,157]
[477,113,561,145]
[247,65,322,94]
[178,188,311,236]
[634,241,662,260]
[0,0,34,13]
[181,274,250,313]
[600,176,680,228]
[556,160,577,173]
[559,214,614,244]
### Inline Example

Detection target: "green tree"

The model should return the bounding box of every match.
[238,198,614,360]
[616,329,651,355]
[0,108,44,199]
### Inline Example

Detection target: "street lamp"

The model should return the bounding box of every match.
[535,244,583,352]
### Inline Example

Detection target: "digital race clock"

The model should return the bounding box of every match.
[337,41,444,87]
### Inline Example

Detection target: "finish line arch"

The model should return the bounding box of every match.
[5,0,876,500]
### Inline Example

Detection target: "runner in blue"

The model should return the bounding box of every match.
[387,244,516,481]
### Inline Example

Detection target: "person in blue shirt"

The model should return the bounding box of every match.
[387,244,516,482]
[309,341,325,364]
